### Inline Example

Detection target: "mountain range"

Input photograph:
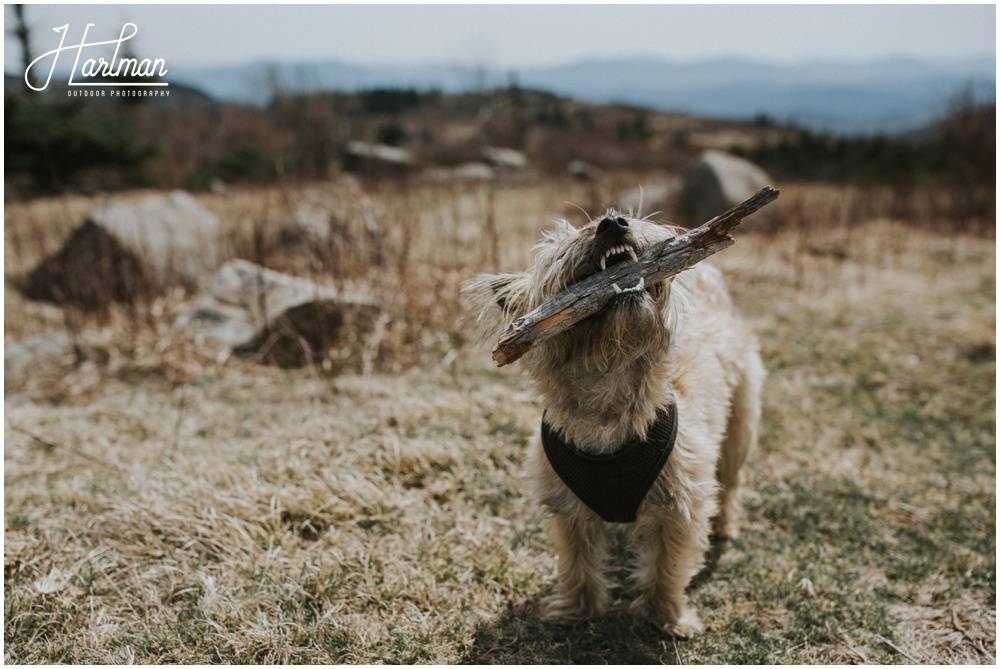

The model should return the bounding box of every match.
[138,56,999,135]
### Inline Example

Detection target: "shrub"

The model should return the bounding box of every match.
[359,87,430,115]
[376,122,409,147]
[209,143,277,183]
[5,93,158,193]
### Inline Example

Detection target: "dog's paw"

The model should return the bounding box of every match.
[661,607,704,638]
[540,591,607,623]
[712,515,740,540]
[713,499,743,540]
[631,599,704,638]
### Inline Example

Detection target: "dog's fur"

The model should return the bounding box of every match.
[462,210,765,637]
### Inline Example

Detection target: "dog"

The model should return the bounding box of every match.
[462,209,765,637]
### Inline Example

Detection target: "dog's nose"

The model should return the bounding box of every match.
[596,216,629,239]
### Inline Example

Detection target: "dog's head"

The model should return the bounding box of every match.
[463,211,689,373]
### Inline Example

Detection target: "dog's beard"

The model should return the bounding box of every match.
[545,281,670,373]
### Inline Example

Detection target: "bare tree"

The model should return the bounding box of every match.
[10,5,35,88]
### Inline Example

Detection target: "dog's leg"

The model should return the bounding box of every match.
[628,509,711,637]
[715,352,765,539]
[540,508,610,622]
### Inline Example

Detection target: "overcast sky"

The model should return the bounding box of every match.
[5,3,996,74]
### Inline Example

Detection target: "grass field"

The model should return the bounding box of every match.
[4,178,995,663]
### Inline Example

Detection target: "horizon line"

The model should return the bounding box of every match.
[171,51,998,72]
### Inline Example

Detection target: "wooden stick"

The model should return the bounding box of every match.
[492,185,780,366]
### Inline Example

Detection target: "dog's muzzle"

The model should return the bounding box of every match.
[590,216,648,300]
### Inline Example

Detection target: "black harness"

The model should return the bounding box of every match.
[540,405,678,523]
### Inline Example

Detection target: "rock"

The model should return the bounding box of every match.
[274,193,358,275]
[680,150,774,226]
[278,192,349,247]
[4,333,72,372]
[286,205,332,244]
[176,259,379,368]
[418,162,495,182]
[568,159,603,182]
[479,146,530,172]
[451,162,496,180]
[23,191,220,309]
[342,141,414,175]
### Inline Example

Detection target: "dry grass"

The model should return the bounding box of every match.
[4,177,995,663]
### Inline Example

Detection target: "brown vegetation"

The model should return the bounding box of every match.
[4,173,995,662]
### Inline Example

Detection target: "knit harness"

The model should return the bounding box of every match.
[540,404,678,523]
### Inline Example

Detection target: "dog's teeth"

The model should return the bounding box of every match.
[600,245,639,271]
[612,283,623,294]
[615,277,646,295]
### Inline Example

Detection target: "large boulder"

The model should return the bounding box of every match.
[680,151,774,226]
[23,191,220,309]
[176,259,380,368]
[342,141,414,175]
[479,146,530,172]
[278,192,350,248]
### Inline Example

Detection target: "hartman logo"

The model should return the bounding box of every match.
[25,22,171,97]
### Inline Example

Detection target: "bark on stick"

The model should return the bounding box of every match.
[492,185,780,366]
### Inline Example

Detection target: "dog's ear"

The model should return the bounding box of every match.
[460,272,532,343]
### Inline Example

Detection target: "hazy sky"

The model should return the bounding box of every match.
[5,3,996,73]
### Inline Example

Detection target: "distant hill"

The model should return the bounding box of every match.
[4,74,217,112]
[170,56,995,135]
